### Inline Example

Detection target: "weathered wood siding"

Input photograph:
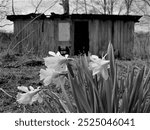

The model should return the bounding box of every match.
[13,18,135,58]
[113,21,134,59]
[89,20,112,56]
[13,19,56,56]
[89,20,134,59]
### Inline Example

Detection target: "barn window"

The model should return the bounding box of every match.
[58,22,70,41]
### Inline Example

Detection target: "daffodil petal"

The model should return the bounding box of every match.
[17,93,31,104]
[17,86,29,92]
[102,53,107,59]
[90,55,99,61]
[48,51,57,56]
[89,62,98,69]
[56,51,62,56]
[100,60,109,66]
[92,67,101,76]
[91,55,99,59]
[43,76,53,86]
[29,86,34,91]
[65,54,69,58]
[44,57,59,68]
[40,68,54,80]
[16,88,41,105]
[32,93,43,103]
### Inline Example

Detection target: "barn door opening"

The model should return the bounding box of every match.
[74,21,89,55]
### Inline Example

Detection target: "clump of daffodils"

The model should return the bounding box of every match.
[16,51,110,106]
[16,51,72,105]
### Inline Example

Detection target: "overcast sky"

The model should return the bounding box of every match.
[12,0,62,14]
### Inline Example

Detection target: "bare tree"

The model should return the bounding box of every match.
[124,0,134,15]
[88,0,121,14]
[75,0,79,13]
[107,0,118,14]
[125,0,150,15]
[142,0,150,7]
[70,0,88,14]
[59,0,69,14]
[103,0,107,14]
[141,0,150,15]
[70,0,106,14]
[83,0,87,14]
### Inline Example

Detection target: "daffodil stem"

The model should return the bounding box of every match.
[59,79,74,112]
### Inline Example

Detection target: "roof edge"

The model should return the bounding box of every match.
[7,13,142,22]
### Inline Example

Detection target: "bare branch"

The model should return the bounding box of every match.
[12,0,15,15]
[142,0,150,7]
[34,0,43,13]
[0,23,13,28]
[124,0,134,15]
[84,0,87,14]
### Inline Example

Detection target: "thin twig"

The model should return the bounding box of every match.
[34,0,43,13]
[11,30,35,51]
[0,88,15,99]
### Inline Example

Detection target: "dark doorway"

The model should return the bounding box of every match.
[74,21,89,55]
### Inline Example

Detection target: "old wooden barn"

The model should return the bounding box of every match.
[7,13,141,58]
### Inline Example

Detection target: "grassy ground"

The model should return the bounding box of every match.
[0,51,149,113]
[0,31,150,113]
[0,52,75,113]
[0,53,44,112]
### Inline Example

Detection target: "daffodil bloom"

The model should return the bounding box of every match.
[89,54,110,80]
[40,68,61,86]
[16,86,43,105]
[44,51,70,72]
[40,51,71,86]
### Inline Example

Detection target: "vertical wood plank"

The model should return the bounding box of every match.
[89,20,99,55]
[98,20,102,55]
[117,21,120,53]
[120,21,124,58]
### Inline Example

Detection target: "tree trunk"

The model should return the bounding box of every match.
[103,0,107,14]
[60,0,69,15]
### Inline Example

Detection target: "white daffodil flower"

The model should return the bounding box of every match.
[89,54,110,80]
[40,51,70,86]
[43,51,69,72]
[40,68,61,86]
[16,86,43,105]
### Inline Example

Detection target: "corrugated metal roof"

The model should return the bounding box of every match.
[7,13,142,22]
